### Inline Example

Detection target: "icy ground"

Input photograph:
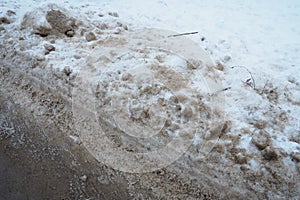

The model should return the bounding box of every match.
[0,0,300,199]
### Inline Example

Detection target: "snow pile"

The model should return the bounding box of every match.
[0,0,299,199]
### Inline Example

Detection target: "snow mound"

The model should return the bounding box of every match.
[1,1,299,199]
[21,4,78,37]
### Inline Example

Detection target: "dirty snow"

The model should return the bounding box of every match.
[1,0,300,198]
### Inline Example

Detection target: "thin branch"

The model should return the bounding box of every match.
[209,87,231,97]
[232,65,256,89]
[260,80,269,95]
[167,31,198,37]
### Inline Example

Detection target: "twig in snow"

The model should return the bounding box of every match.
[260,80,269,95]
[167,32,198,37]
[231,65,256,89]
[209,87,231,97]
[240,40,249,53]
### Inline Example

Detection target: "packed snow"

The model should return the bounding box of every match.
[1,0,299,199]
